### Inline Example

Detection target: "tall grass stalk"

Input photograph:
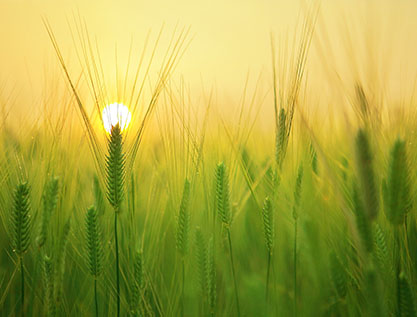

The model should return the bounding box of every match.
[215,162,240,316]
[176,178,191,315]
[43,255,55,317]
[54,218,71,308]
[195,227,207,311]
[355,129,379,221]
[262,196,274,310]
[383,138,411,226]
[129,250,145,316]
[10,182,31,316]
[37,177,59,248]
[293,164,303,317]
[85,206,103,317]
[207,237,216,317]
[105,124,126,317]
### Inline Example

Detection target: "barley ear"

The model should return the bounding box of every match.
[384,139,412,225]
[372,224,390,274]
[397,272,416,317]
[43,255,56,317]
[11,181,31,256]
[85,206,103,278]
[329,251,347,299]
[293,164,303,220]
[275,108,287,169]
[262,197,274,255]
[130,250,145,315]
[105,124,125,213]
[176,178,191,256]
[354,129,379,220]
[215,162,231,226]
[37,177,59,248]
[54,218,71,305]
[195,227,207,297]
[352,181,373,253]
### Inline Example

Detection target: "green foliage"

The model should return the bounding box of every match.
[10,181,31,257]
[176,178,191,256]
[105,124,125,213]
[355,129,379,220]
[215,162,232,226]
[37,177,59,248]
[262,197,274,255]
[383,139,412,225]
[85,206,103,278]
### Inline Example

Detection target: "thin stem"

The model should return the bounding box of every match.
[20,256,24,317]
[115,213,120,317]
[293,219,298,317]
[266,251,271,315]
[94,278,98,317]
[181,258,185,316]
[227,228,241,317]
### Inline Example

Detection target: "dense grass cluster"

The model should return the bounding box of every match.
[1,95,416,316]
[1,16,417,317]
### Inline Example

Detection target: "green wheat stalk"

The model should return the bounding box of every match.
[293,164,303,317]
[275,108,287,170]
[93,175,105,215]
[85,206,103,317]
[373,224,391,276]
[105,124,125,317]
[352,181,373,253]
[329,251,347,300]
[262,196,274,309]
[176,178,191,256]
[355,129,379,221]
[215,162,240,316]
[206,237,216,317]
[10,181,31,316]
[129,250,145,316]
[54,218,71,308]
[365,265,386,317]
[43,255,56,317]
[37,177,59,248]
[176,178,191,315]
[195,227,207,302]
[397,272,416,317]
[383,138,412,226]
[382,138,412,287]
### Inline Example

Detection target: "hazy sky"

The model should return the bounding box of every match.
[1,0,417,116]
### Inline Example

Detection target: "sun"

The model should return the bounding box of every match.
[102,103,132,134]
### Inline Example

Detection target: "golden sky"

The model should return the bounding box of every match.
[1,0,417,118]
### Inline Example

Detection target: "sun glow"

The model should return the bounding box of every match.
[102,103,132,134]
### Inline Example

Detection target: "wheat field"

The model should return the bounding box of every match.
[1,1,417,316]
